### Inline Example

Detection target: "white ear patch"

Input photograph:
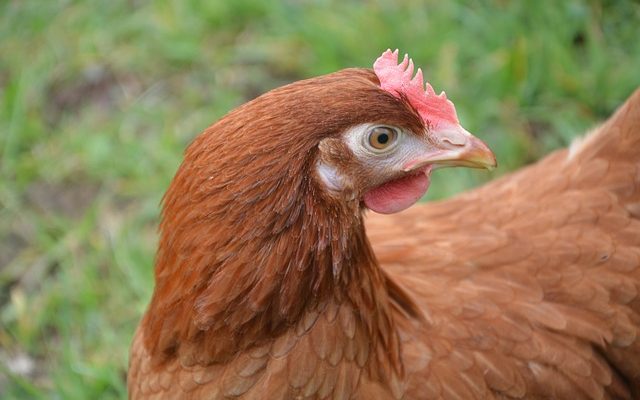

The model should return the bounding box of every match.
[316,160,346,192]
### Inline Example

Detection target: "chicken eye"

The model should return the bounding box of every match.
[367,127,398,151]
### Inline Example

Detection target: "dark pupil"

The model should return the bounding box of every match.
[377,133,389,144]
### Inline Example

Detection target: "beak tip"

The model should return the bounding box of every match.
[486,156,498,171]
[469,136,497,170]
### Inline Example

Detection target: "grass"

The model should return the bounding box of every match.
[0,0,639,398]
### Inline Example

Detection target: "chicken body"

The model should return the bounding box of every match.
[368,91,640,398]
[128,58,640,399]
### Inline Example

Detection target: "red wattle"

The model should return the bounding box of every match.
[364,169,431,214]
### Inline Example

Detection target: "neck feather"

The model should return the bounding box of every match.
[142,160,398,368]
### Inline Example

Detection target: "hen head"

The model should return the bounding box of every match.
[174,49,495,222]
[315,49,495,214]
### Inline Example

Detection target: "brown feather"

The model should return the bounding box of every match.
[129,69,640,399]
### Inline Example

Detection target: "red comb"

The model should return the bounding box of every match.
[373,49,459,128]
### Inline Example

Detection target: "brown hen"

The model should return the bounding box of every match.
[128,50,640,399]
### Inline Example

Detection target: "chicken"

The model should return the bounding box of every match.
[128,49,640,399]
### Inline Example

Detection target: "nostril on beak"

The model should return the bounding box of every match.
[440,131,467,147]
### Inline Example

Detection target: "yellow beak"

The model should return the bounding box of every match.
[403,125,497,171]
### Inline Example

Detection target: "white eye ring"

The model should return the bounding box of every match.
[363,126,401,154]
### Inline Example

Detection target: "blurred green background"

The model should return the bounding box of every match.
[1,0,639,398]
